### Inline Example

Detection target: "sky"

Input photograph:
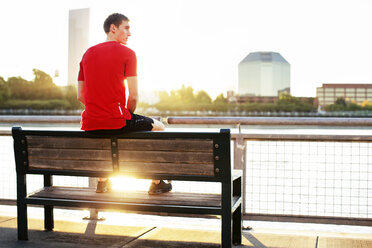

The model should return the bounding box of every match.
[0,0,372,98]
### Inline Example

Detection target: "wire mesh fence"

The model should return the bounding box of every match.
[0,136,16,200]
[245,140,372,218]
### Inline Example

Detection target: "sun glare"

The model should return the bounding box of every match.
[110,176,152,192]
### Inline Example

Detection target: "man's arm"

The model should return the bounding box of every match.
[127,76,138,113]
[77,81,85,105]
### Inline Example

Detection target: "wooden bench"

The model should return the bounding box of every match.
[12,127,242,247]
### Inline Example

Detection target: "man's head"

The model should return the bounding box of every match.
[104,13,131,44]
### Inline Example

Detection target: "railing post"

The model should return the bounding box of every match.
[234,125,246,214]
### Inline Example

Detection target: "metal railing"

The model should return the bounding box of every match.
[168,116,372,226]
[1,116,372,226]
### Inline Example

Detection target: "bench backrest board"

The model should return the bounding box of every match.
[13,127,231,182]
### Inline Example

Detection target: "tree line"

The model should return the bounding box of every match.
[0,69,81,110]
[145,85,317,113]
[5,69,370,113]
[324,97,372,111]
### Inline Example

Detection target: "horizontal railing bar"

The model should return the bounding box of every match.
[3,115,372,126]
[0,115,161,124]
[231,133,372,142]
[0,115,81,123]
[0,130,11,136]
[167,116,372,126]
[244,213,372,226]
[0,199,16,205]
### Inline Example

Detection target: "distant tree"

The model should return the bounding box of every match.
[7,76,31,99]
[155,85,199,111]
[176,85,195,104]
[324,97,363,111]
[214,93,227,104]
[278,92,300,104]
[361,100,372,107]
[347,102,362,111]
[195,90,212,104]
[194,90,212,111]
[277,92,316,112]
[0,77,10,105]
[61,85,83,109]
[155,90,178,111]
[31,69,62,99]
[6,70,62,100]
[335,97,346,107]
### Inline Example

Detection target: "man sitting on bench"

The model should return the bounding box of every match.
[77,13,171,195]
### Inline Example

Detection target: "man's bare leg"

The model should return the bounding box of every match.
[148,119,172,194]
[151,118,165,131]
[150,119,166,184]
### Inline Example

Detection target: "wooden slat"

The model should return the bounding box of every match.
[28,158,113,172]
[118,150,213,164]
[117,139,213,152]
[119,162,214,176]
[28,148,112,161]
[30,186,221,207]
[26,136,111,149]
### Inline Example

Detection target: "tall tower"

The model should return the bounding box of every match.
[238,52,290,96]
[68,8,90,85]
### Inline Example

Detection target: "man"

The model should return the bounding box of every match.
[77,13,171,195]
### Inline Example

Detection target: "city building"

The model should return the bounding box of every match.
[68,8,90,85]
[316,84,372,107]
[238,51,290,97]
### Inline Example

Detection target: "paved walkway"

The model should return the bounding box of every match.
[1,206,372,248]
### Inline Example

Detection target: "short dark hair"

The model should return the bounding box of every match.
[103,13,129,33]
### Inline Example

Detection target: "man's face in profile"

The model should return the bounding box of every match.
[113,20,131,45]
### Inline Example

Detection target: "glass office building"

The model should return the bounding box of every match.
[238,52,290,96]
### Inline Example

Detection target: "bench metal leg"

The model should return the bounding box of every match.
[43,174,54,231]
[17,202,28,240]
[44,205,54,231]
[233,205,242,245]
[222,181,232,248]
[222,212,232,248]
[17,174,28,240]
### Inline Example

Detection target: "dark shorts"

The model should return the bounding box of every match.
[86,113,154,135]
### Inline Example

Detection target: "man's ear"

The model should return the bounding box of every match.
[110,24,117,33]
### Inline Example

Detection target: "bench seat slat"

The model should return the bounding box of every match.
[29,186,222,207]
[28,158,113,172]
[118,139,213,152]
[118,150,213,164]
[26,136,111,149]
[28,148,112,161]
[119,162,214,176]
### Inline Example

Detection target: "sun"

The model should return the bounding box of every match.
[109,176,152,191]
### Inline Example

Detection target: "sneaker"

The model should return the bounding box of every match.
[148,180,172,195]
[96,179,112,193]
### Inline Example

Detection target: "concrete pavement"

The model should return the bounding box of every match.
[1,206,372,248]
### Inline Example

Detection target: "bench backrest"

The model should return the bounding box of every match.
[13,127,231,181]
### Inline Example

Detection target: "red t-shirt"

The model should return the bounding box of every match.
[78,41,137,131]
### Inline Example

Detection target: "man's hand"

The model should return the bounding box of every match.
[127,76,138,113]
[77,81,85,105]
